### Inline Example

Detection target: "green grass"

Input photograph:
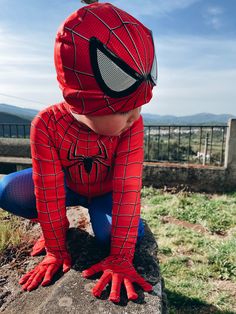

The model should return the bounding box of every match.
[208,239,236,280]
[0,210,25,252]
[142,187,236,233]
[141,187,236,313]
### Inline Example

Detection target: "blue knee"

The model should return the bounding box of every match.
[88,192,145,245]
[0,169,37,219]
[91,215,145,245]
[137,218,145,242]
[0,175,15,212]
[92,214,111,245]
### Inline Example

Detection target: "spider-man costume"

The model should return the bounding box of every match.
[0,3,157,302]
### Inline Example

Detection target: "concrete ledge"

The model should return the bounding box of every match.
[0,156,32,165]
[0,156,32,172]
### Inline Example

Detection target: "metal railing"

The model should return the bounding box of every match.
[0,123,228,166]
[0,123,30,138]
[144,125,228,166]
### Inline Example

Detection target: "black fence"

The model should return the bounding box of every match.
[0,123,228,167]
[0,123,30,138]
[144,125,228,166]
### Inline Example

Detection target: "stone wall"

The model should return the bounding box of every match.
[224,119,236,191]
[143,162,230,192]
[0,138,31,158]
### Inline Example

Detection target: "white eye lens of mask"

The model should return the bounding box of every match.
[90,37,144,98]
[97,49,138,92]
[90,37,156,98]
[151,53,157,85]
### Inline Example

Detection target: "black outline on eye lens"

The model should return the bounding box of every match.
[89,37,145,98]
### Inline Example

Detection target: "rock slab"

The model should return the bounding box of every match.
[1,207,167,314]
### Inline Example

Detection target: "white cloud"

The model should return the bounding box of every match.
[1,19,236,116]
[155,35,236,71]
[0,25,59,109]
[203,6,224,30]
[144,67,236,116]
[142,35,236,116]
[207,6,224,16]
[111,0,201,17]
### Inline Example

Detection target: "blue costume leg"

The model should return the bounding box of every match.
[88,192,144,245]
[0,168,87,219]
[0,168,37,219]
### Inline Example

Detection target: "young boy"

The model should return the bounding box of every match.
[0,2,157,303]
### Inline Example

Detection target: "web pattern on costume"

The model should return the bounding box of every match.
[31,103,144,260]
[55,4,155,115]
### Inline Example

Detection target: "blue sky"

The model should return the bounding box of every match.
[0,0,236,116]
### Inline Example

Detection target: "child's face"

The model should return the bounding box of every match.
[71,107,141,136]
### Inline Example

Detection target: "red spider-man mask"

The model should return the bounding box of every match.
[54,2,157,116]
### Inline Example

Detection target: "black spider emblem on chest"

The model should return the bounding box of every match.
[66,139,111,184]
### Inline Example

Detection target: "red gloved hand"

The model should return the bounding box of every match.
[82,255,152,303]
[19,251,71,291]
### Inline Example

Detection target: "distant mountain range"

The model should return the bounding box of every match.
[0,103,235,125]
[0,112,31,124]
[0,103,38,123]
[142,112,235,125]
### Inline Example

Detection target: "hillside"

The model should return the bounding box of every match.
[0,103,38,121]
[0,103,235,125]
[142,112,235,125]
[0,112,32,124]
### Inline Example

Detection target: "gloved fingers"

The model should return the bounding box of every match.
[62,257,72,273]
[135,274,153,292]
[82,262,102,278]
[124,278,138,300]
[30,235,45,257]
[21,272,37,291]
[109,273,123,303]
[92,271,111,297]
[25,268,46,291]
[41,264,60,286]
[19,268,36,285]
